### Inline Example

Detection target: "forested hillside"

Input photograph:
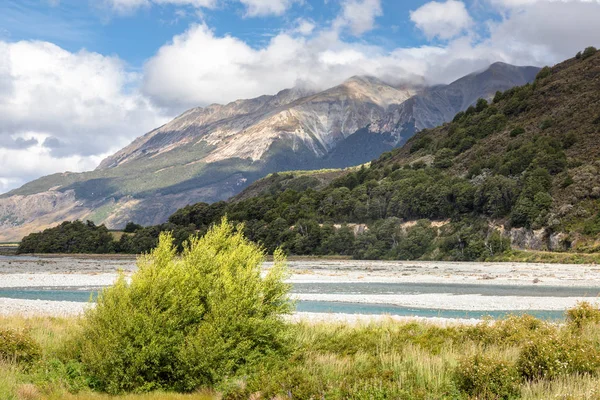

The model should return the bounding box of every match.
[19,48,600,261]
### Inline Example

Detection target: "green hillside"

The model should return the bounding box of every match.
[19,48,600,260]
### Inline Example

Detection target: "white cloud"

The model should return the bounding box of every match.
[410,0,473,40]
[294,18,315,35]
[141,23,424,110]
[239,0,297,16]
[0,143,108,192]
[334,0,383,36]
[491,0,600,8]
[0,40,168,192]
[104,0,217,15]
[104,0,298,16]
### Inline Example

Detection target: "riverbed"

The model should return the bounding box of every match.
[1,255,599,323]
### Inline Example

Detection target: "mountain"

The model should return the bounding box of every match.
[0,63,539,241]
[208,49,599,257]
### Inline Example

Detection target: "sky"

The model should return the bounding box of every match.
[0,0,599,194]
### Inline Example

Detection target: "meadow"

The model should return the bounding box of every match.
[2,305,600,400]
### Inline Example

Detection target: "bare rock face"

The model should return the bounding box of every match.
[0,63,538,241]
[0,190,88,241]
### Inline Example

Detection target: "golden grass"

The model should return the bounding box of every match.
[3,313,600,399]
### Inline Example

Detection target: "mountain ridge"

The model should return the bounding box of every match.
[0,62,539,241]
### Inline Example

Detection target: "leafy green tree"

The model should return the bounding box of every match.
[123,222,142,233]
[433,148,454,169]
[78,219,292,393]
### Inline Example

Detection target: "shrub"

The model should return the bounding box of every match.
[510,127,525,137]
[123,222,142,233]
[410,135,433,154]
[454,354,521,399]
[566,302,600,329]
[539,119,553,130]
[517,333,600,380]
[535,66,552,81]
[433,148,454,169]
[582,46,597,60]
[77,219,293,394]
[466,314,552,346]
[0,328,41,364]
[561,132,577,149]
[476,98,489,112]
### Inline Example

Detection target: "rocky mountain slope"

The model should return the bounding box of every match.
[0,63,538,241]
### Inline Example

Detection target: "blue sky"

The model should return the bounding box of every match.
[1,0,599,192]
[1,0,436,66]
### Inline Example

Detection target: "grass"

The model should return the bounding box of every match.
[3,305,600,399]
[491,249,600,264]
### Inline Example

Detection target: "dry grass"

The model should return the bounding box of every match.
[3,309,600,399]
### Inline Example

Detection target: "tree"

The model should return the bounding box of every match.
[434,148,454,169]
[582,46,597,60]
[78,219,292,393]
[123,222,142,233]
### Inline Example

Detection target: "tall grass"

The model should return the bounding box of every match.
[3,306,600,399]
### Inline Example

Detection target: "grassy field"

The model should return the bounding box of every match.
[2,305,600,400]
[492,249,600,264]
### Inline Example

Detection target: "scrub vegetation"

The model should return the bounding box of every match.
[2,305,600,399]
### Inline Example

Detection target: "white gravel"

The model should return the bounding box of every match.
[0,297,89,316]
[290,312,480,326]
[2,256,600,322]
[293,293,600,311]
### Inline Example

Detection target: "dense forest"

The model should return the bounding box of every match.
[18,48,600,260]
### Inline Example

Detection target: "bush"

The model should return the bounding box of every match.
[535,66,552,81]
[0,328,41,364]
[566,302,600,329]
[510,127,525,137]
[539,119,553,130]
[123,222,142,233]
[517,333,600,380]
[466,314,552,346]
[454,354,521,399]
[77,219,293,394]
[433,148,454,169]
[582,46,597,60]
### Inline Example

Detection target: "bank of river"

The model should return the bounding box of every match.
[1,256,599,323]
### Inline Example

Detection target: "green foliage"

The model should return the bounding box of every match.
[509,127,525,137]
[535,66,552,81]
[433,148,454,169]
[475,98,489,112]
[581,46,597,60]
[561,132,577,149]
[77,219,293,394]
[18,221,116,254]
[539,119,553,130]
[566,302,600,330]
[516,333,600,380]
[583,211,600,235]
[123,222,143,233]
[0,328,41,365]
[454,354,521,399]
[409,135,433,154]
